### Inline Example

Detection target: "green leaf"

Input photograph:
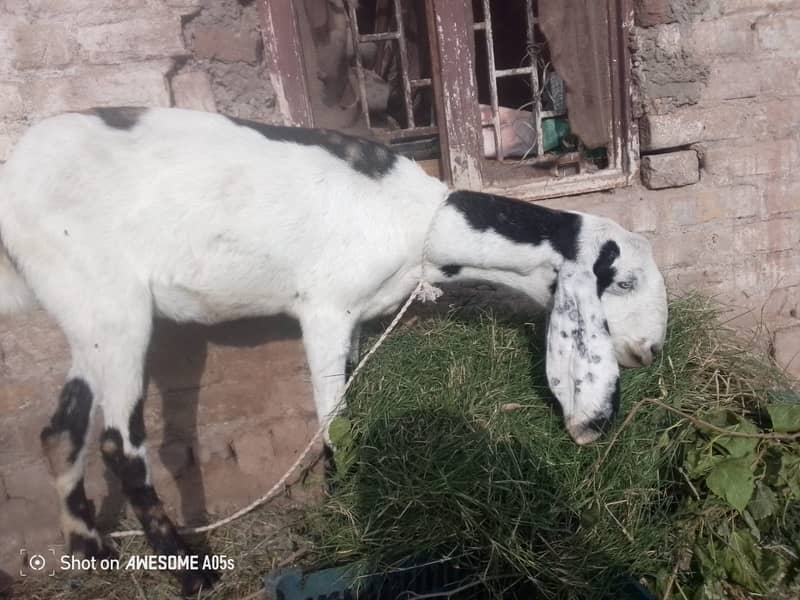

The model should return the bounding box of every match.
[328,417,357,474]
[720,530,762,591]
[760,549,789,588]
[779,453,800,498]
[706,456,754,511]
[768,404,800,433]
[748,482,779,520]
[715,418,758,458]
[328,417,353,448]
[686,447,724,478]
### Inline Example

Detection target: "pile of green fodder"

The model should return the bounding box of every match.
[309,296,800,599]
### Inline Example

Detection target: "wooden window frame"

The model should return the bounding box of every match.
[259,0,638,201]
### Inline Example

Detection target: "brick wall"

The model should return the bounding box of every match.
[0,0,799,587]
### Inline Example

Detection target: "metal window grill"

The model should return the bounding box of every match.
[474,0,568,162]
[347,0,438,142]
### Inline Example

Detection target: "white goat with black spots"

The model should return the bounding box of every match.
[0,107,667,594]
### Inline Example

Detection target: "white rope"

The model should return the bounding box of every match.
[110,282,440,539]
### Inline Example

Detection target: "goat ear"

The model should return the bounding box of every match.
[545,263,620,445]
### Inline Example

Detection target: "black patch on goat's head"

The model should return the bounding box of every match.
[227,116,397,179]
[84,107,146,130]
[41,378,93,464]
[440,264,462,277]
[446,190,581,259]
[592,240,620,296]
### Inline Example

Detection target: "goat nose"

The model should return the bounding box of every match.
[650,343,662,358]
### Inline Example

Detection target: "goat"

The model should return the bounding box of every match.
[0,107,667,593]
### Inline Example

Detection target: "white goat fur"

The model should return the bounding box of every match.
[0,108,666,580]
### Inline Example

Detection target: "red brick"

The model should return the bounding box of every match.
[22,0,143,16]
[701,102,767,142]
[764,179,800,216]
[689,15,756,56]
[640,112,704,150]
[0,17,22,74]
[171,70,217,112]
[651,223,735,269]
[635,0,673,27]
[22,62,173,117]
[755,13,800,53]
[0,83,24,119]
[641,102,768,149]
[641,150,700,189]
[764,97,800,139]
[627,198,659,233]
[723,0,800,15]
[734,217,800,254]
[665,264,734,296]
[733,250,800,294]
[78,15,186,64]
[703,60,800,101]
[697,186,761,222]
[13,24,74,70]
[702,138,800,182]
[190,26,263,64]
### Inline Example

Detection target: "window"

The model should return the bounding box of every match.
[261,0,636,200]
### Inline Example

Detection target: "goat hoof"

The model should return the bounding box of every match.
[180,566,220,596]
[68,533,118,563]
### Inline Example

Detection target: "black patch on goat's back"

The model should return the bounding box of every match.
[446,190,581,259]
[440,264,462,277]
[41,378,93,463]
[592,240,620,296]
[84,107,146,130]
[227,116,397,179]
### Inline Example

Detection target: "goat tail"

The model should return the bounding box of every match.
[0,234,36,316]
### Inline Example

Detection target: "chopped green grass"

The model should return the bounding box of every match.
[311,295,800,599]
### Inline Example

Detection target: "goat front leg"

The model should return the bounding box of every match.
[300,312,356,447]
[101,389,219,595]
[94,315,218,596]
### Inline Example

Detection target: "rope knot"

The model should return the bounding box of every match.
[416,281,443,303]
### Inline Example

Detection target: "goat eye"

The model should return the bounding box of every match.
[617,281,633,290]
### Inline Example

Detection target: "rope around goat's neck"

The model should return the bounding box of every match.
[110,200,447,539]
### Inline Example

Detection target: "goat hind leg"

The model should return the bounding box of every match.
[41,375,113,559]
[99,355,219,595]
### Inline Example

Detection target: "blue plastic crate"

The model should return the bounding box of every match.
[265,561,658,600]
